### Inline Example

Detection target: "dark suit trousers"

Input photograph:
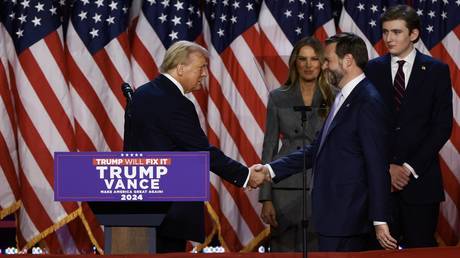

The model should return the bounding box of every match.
[318,234,370,252]
[390,193,440,248]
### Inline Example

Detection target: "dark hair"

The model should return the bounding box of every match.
[381,4,421,43]
[285,36,334,117]
[325,33,368,70]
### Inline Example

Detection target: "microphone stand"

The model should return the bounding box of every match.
[293,105,311,258]
[121,83,134,151]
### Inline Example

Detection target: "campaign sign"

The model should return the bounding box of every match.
[54,152,209,202]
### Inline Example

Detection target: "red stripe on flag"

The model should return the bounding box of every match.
[74,122,97,151]
[451,120,460,154]
[81,202,104,249]
[9,65,55,186]
[209,186,243,251]
[439,158,460,212]
[92,49,126,106]
[314,25,329,42]
[18,50,76,151]
[42,230,64,254]
[9,66,79,215]
[16,220,27,249]
[0,134,20,199]
[430,43,460,99]
[66,54,123,151]
[222,181,265,235]
[117,33,131,59]
[44,32,68,82]
[259,30,289,85]
[208,73,260,165]
[453,25,460,40]
[18,168,58,233]
[438,211,460,245]
[131,34,159,81]
[373,39,388,57]
[220,50,265,131]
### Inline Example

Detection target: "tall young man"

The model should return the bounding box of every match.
[365,5,453,248]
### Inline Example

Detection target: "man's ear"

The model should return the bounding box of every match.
[409,28,420,43]
[344,53,354,68]
[176,63,184,76]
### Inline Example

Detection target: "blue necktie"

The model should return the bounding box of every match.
[319,92,343,149]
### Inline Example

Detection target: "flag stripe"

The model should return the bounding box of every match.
[92,49,126,107]
[0,134,19,200]
[221,45,266,131]
[259,30,288,84]
[66,57,121,151]
[131,34,158,83]
[18,50,74,150]
[207,73,260,165]
[209,185,243,250]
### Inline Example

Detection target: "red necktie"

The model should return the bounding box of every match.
[394,60,406,111]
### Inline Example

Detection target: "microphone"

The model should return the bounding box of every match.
[121,82,133,103]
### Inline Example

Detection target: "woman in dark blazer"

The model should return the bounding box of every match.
[258,37,335,252]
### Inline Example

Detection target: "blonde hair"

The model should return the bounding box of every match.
[159,40,209,73]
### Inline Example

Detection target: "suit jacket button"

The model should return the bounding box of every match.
[395,127,401,131]
[294,129,299,133]
[297,146,301,150]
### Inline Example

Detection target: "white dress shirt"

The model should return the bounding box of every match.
[390,49,419,179]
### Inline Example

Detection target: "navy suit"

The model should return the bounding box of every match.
[127,74,249,246]
[270,77,391,251]
[365,51,453,247]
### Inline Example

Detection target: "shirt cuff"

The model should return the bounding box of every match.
[265,164,276,179]
[403,162,419,179]
[242,168,251,188]
[373,221,387,226]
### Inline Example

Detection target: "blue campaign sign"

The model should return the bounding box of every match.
[54,152,209,202]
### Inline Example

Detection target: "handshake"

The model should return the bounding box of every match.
[247,164,271,189]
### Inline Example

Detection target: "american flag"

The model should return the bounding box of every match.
[0,0,103,253]
[340,0,460,246]
[0,0,458,253]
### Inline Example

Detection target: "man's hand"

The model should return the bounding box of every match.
[260,201,278,227]
[389,164,411,191]
[248,164,271,189]
[375,224,397,250]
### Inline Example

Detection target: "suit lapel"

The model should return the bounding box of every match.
[316,79,365,156]
[326,81,363,136]
[401,51,428,110]
[382,55,397,114]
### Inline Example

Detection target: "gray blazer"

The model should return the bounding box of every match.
[259,83,329,200]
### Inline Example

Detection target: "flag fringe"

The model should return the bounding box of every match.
[191,202,218,252]
[0,200,21,220]
[205,202,230,251]
[21,206,102,253]
[205,201,270,252]
[240,227,270,252]
[78,206,103,254]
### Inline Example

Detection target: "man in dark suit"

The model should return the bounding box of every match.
[365,5,453,248]
[256,33,396,251]
[126,40,268,252]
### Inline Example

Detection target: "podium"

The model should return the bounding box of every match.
[54,151,209,254]
[88,202,171,254]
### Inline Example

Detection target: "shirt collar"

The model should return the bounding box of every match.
[391,47,416,67]
[163,73,186,96]
[340,73,365,99]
